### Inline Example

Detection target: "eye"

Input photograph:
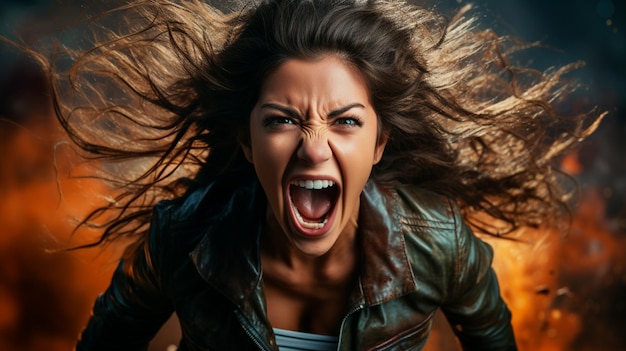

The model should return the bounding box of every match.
[262,116,296,128]
[333,116,363,127]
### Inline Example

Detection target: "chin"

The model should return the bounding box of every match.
[294,242,335,257]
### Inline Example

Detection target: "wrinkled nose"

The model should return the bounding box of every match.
[297,132,331,165]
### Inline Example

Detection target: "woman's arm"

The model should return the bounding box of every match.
[76,205,175,351]
[442,202,517,351]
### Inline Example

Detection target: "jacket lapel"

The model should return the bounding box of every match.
[189,178,266,307]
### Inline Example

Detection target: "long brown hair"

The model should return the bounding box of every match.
[22,0,602,247]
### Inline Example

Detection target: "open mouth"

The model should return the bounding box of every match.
[288,179,339,233]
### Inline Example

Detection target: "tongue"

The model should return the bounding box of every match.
[291,186,334,221]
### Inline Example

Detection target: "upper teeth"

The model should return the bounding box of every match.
[292,180,335,190]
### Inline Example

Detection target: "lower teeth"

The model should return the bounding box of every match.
[295,210,328,230]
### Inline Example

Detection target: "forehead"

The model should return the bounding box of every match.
[257,56,371,110]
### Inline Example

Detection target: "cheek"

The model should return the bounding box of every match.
[249,132,296,190]
[331,133,379,185]
[252,135,293,169]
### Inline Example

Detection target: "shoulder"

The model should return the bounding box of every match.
[146,175,263,257]
[136,180,247,284]
[392,184,461,232]
[391,184,490,261]
[389,183,471,266]
[145,182,227,262]
[360,182,466,266]
[389,184,496,301]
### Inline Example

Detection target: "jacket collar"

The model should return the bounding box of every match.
[189,178,419,308]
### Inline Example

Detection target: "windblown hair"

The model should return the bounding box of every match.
[30,0,602,246]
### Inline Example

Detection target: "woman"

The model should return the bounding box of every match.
[32,0,600,350]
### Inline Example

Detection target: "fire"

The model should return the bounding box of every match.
[483,227,582,351]
[0,61,124,351]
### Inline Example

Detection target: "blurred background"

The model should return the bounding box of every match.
[0,0,624,350]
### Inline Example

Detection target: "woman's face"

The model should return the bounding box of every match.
[244,55,387,257]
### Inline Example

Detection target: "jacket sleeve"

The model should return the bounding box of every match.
[441,201,517,351]
[75,203,175,351]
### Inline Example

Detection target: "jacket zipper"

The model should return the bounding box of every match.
[336,302,365,350]
[234,309,274,351]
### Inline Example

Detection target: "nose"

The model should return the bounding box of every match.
[297,130,332,165]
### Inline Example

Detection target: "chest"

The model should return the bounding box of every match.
[262,277,353,336]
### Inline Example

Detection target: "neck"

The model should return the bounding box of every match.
[260,203,359,283]
[260,202,361,335]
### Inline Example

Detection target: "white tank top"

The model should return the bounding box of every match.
[273,328,339,351]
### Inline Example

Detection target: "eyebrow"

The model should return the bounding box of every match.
[259,102,365,118]
[260,103,302,118]
[328,103,366,117]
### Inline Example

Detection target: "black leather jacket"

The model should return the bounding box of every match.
[76,178,517,351]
